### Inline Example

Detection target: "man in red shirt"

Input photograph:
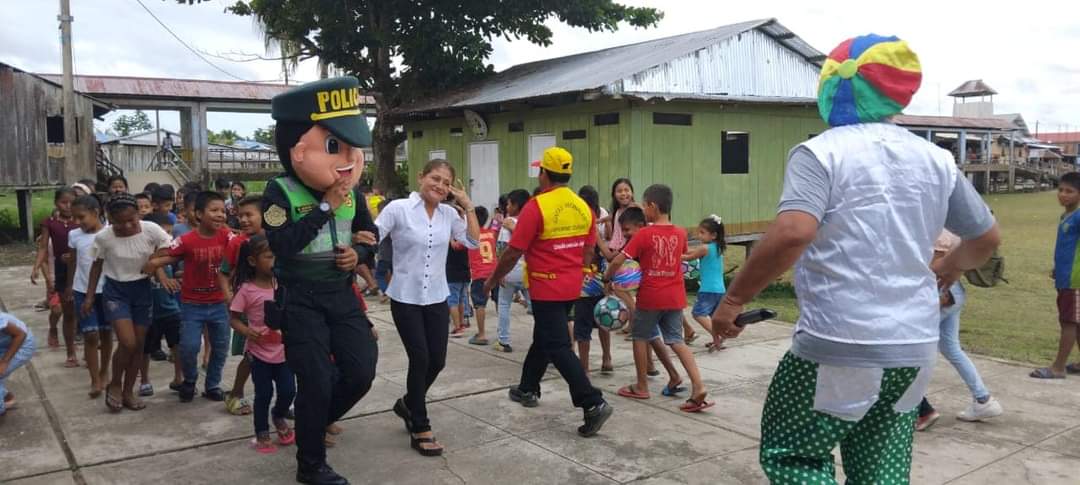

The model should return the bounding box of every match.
[145,191,235,403]
[468,206,497,346]
[606,184,711,412]
[484,147,612,437]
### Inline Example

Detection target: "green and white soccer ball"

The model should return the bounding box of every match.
[593,296,629,331]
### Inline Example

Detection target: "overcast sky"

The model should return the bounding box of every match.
[3,0,1078,139]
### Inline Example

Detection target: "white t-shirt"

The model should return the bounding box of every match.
[68,227,106,294]
[596,207,610,240]
[498,216,525,282]
[91,221,172,282]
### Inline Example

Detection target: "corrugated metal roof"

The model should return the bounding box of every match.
[948,79,998,97]
[624,92,815,105]
[0,61,114,115]
[1038,132,1080,143]
[36,73,292,102]
[399,18,824,114]
[893,114,1017,130]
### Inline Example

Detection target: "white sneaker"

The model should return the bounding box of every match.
[957,397,1003,422]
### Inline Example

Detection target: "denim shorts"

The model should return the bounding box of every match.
[692,292,724,318]
[102,277,153,327]
[573,296,604,342]
[447,281,469,308]
[73,291,109,334]
[631,309,684,344]
[470,280,489,307]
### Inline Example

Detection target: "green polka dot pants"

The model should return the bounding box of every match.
[759,352,920,485]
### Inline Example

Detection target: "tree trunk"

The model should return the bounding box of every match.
[371,95,406,197]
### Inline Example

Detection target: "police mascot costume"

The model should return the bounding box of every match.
[263,76,378,485]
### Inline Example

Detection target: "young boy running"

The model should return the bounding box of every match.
[1033,172,1080,379]
[220,195,264,415]
[608,185,709,411]
[467,206,497,346]
[144,191,235,402]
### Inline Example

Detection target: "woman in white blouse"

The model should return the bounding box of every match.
[375,159,479,457]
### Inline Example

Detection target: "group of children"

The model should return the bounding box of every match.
[27,176,297,454]
[422,176,729,413]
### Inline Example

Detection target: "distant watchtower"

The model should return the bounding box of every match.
[949,79,997,118]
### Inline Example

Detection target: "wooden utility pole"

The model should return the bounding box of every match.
[59,0,79,184]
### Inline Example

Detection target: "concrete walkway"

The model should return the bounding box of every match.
[2,264,1080,484]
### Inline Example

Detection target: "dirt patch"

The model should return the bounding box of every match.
[0,242,37,268]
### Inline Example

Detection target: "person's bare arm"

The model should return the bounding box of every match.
[931,223,1002,288]
[483,247,524,295]
[0,322,28,375]
[81,260,104,317]
[711,211,819,341]
[31,230,48,285]
[64,248,78,303]
[683,245,708,261]
[143,255,180,276]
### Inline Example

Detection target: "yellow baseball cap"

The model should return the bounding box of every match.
[530,147,574,175]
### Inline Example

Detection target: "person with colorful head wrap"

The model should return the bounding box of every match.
[709,34,1002,483]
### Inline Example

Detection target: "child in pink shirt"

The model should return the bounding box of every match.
[228,235,295,453]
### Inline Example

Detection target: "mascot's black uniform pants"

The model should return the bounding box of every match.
[279,278,378,470]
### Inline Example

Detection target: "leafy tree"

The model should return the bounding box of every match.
[180,0,661,193]
[252,125,276,145]
[208,129,241,146]
[111,110,153,136]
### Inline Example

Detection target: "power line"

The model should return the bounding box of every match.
[131,0,251,82]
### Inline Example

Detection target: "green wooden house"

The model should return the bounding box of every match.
[398,18,827,236]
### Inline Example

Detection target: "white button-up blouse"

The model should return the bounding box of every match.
[375,192,478,306]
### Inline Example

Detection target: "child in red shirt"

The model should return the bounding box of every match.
[606,184,711,413]
[219,195,264,416]
[145,191,235,403]
[467,207,497,345]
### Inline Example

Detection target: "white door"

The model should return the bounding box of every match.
[527,134,556,178]
[469,142,499,214]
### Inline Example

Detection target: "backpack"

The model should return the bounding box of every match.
[964,251,1007,288]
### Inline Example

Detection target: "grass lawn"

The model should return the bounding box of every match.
[717,189,1062,365]
[0,190,60,235]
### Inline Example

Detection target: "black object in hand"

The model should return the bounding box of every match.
[734,308,777,327]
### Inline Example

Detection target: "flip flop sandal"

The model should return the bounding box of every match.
[646,369,661,377]
[662,383,687,397]
[617,385,650,400]
[468,335,489,345]
[1066,363,1080,375]
[600,365,614,374]
[411,435,444,457]
[1030,367,1066,379]
[225,396,253,415]
[680,397,715,413]
[276,427,296,446]
[63,357,80,368]
[251,437,278,454]
[685,333,698,343]
[122,398,146,411]
[105,390,123,413]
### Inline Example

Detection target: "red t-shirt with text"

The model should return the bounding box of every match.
[622,224,688,310]
[468,229,497,281]
[222,232,249,274]
[509,191,597,302]
[168,227,234,304]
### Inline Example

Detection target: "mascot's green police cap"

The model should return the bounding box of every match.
[271,76,371,147]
